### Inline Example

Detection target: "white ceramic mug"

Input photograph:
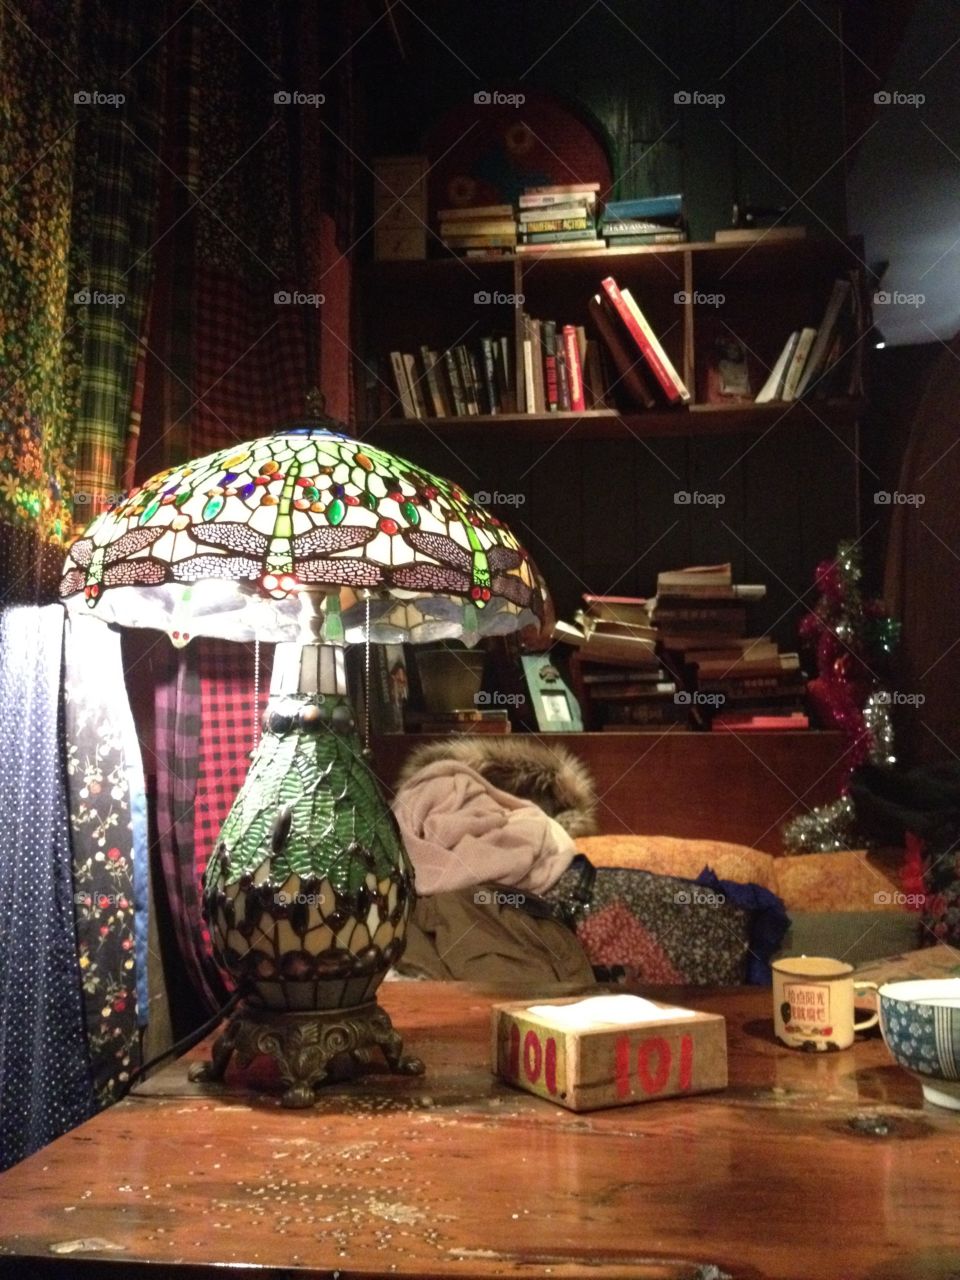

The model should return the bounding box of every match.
[772,956,879,1051]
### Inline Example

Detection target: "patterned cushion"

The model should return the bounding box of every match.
[576,836,902,912]
[577,835,778,893]
[546,864,751,986]
[775,851,901,912]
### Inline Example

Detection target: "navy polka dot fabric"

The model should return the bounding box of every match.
[0,605,95,1170]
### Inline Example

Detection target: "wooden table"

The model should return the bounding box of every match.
[2,981,959,1280]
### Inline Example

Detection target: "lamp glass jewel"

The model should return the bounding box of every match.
[61,418,551,1107]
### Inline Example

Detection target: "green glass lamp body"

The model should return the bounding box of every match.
[205,629,413,1013]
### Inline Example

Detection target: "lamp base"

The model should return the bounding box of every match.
[188,1000,425,1108]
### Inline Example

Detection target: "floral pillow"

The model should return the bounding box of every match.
[544,861,752,986]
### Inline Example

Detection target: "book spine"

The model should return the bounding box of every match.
[443,348,467,416]
[498,335,514,413]
[781,328,816,401]
[480,337,499,414]
[438,220,517,236]
[453,346,475,414]
[442,235,518,249]
[563,324,586,411]
[556,342,570,410]
[403,353,427,417]
[542,320,559,411]
[467,347,484,415]
[523,336,536,416]
[518,192,597,209]
[520,218,592,234]
[420,346,445,418]
[531,318,546,412]
[519,227,598,243]
[390,351,416,419]
[587,295,655,409]
[438,204,513,220]
[599,278,679,403]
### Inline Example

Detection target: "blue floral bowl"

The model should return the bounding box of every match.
[878,979,960,1110]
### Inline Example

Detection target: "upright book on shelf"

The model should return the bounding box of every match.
[599,277,690,404]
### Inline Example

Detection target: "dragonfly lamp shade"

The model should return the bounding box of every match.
[61,416,551,1106]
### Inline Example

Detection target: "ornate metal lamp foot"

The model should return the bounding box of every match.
[188,1001,424,1108]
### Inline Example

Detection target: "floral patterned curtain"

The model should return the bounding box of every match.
[0,0,357,1153]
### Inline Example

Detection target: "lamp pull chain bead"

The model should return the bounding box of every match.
[363,594,372,759]
[252,638,261,756]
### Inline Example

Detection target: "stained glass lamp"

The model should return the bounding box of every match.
[61,406,551,1107]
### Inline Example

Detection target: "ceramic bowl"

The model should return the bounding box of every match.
[878,978,960,1110]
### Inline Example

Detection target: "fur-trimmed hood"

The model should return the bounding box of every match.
[397,738,598,838]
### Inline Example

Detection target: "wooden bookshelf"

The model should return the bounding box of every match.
[353,231,868,725]
[354,235,867,439]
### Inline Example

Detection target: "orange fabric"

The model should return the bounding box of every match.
[577,835,778,893]
[576,836,901,912]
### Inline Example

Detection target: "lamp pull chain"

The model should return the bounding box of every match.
[253,638,261,755]
[363,594,372,757]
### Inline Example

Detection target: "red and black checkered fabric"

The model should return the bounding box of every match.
[190,265,310,458]
[194,639,273,874]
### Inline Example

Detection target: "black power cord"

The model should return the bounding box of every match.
[124,988,244,1092]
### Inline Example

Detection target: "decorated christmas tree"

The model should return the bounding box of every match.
[784,541,899,852]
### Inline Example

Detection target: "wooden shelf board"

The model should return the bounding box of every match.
[362,235,863,273]
[359,398,864,442]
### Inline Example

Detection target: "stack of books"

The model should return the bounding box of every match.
[600,193,687,247]
[405,708,511,735]
[438,204,517,256]
[587,276,691,408]
[516,183,605,254]
[515,315,604,413]
[652,564,808,730]
[556,595,686,730]
[389,338,517,418]
[756,276,861,403]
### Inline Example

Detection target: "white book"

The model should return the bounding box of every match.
[620,287,691,403]
[518,191,598,210]
[781,327,817,402]
[796,280,852,398]
[755,332,799,403]
[523,338,536,415]
[518,203,593,223]
[390,351,417,419]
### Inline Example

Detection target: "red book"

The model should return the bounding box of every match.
[599,276,682,404]
[562,325,586,411]
[712,712,810,732]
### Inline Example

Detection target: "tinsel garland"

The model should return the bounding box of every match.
[783,541,899,853]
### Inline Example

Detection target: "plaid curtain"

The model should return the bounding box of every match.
[134,2,356,1005]
[153,643,229,1012]
[68,2,167,532]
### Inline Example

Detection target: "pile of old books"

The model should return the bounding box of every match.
[437,204,517,256]
[556,595,685,730]
[652,564,808,730]
[516,183,605,254]
[599,193,686,247]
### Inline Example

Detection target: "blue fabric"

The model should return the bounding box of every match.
[695,866,790,985]
[0,606,95,1170]
[129,755,150,1027]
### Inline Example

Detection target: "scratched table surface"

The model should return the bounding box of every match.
[1,981,960,1280]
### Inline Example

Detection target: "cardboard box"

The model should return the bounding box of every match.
[492,994,727,1112]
